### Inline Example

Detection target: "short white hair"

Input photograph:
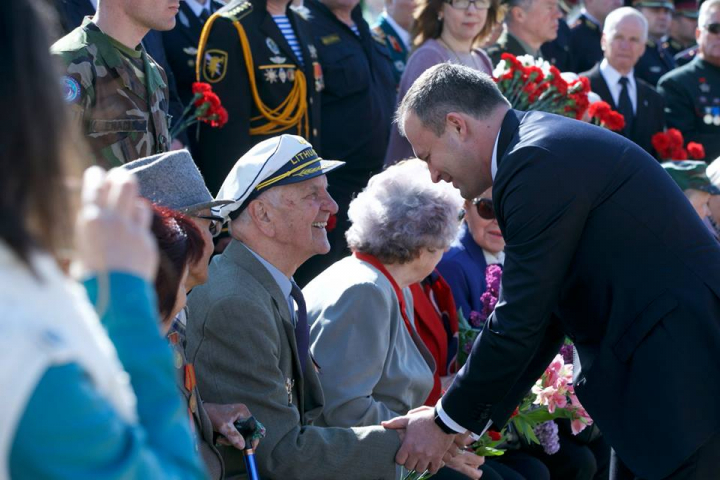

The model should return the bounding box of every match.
[699,0,720,28]
[604,7,649,41]
[346,159,463,264]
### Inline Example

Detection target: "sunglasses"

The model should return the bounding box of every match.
[472,197,495,220]
[195,215,225,238]
[703,23,720,34]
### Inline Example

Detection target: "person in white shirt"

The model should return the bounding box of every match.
[581,7,666,157]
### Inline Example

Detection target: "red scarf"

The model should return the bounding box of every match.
[353,252,414,333]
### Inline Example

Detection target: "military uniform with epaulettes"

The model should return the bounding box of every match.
[194,0,323,194]
[635,38,676,86]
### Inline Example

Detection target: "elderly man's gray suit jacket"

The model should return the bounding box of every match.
[185,240,401,479]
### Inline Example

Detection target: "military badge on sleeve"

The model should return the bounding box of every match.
[202,49,229,83]
[61,76,81,104]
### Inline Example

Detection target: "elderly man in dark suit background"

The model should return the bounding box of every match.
[382,63,720,480]
[581,7,665,157]
[185,135,404,479]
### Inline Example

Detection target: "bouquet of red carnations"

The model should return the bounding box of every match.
[492,54,591,120]
[169,82,229,139]
[651,128,705,160]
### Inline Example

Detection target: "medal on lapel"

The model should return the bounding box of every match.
[266,37,281,55]
[285,377,295,405]
[313,61,324,92]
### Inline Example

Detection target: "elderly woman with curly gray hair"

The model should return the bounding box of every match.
[304,159,490,480]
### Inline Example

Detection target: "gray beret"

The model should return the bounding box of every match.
[122,150,232,214]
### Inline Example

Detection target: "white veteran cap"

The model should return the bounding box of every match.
[214,135,345,219]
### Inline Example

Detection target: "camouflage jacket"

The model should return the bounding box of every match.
[51,19,170,167]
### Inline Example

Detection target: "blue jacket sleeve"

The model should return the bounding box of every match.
[436,259,472,319]
[9,272,208,479]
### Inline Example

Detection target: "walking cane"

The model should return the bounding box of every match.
[235,417,261,480]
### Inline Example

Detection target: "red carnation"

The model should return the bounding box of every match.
[205,92,222,110]
[578,76,591,94]
[671,147,688,160]
[208,106,229,128]
[667,128,684,150]
[687,142,705,160]
[588,101,611,118]
[652,132,671,158]
[526,66,545,82]
[326,214,337,233]
[170,82,227,137]
[488,431,502,441]
[603,111,626,132]
[192,82,212,95]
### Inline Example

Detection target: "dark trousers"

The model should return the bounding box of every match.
[610,430,720,480]
[531,422,611,480]
[663,430,720,480]
[431,452,550,480]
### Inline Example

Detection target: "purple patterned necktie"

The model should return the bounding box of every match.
[290,282,309,374]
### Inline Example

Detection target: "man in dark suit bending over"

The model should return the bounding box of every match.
[383,63,720,480]
[581,7,665,158]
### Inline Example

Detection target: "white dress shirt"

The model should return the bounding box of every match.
[599,59,638,113]
[491,129,500,181]
[246,246,296,324]
[184,0,211,18]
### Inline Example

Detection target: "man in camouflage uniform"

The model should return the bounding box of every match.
[51,0,177,167]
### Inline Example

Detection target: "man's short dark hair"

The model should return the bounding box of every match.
[395,63,510,137]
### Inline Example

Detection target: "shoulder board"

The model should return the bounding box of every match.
[676,47,697,60]
[217,0,253,22]
[647,39,656,48]
[584,18,598,30]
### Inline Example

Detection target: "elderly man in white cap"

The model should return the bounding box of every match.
[185,135,404,479]
[123,150,263,480]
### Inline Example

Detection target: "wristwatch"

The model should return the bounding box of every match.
[433,406,456,435]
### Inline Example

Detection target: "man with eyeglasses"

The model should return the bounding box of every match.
[659,0,720,160]
[486,0,563,66]
[121,149,262,479]
[384,62,720,480]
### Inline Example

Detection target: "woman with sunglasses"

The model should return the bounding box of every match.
[384,0,503,165]
[438,189,504,319]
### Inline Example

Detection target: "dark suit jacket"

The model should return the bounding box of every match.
[582,64,665,157]
[442,110,720,479]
